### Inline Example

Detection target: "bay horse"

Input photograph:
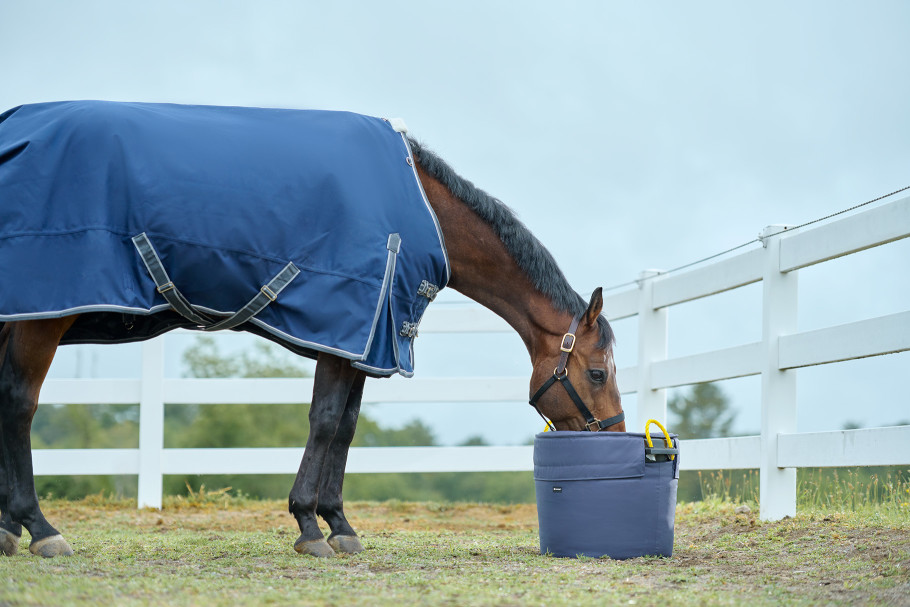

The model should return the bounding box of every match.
[0,124,624,558]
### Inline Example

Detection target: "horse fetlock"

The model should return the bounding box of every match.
[0,527,21,556]
[293,536,335,558]
[28,534,74,558]
[328,534,364,554]
[0,517,24,538]
[315,504,347,529]
[321,514,357,540]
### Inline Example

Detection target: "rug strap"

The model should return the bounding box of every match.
[133,232,301,332]
[132,233,213,326]
[202,262,300,332]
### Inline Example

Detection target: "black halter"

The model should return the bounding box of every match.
[528,314,625,432]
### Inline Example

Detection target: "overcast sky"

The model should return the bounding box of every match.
[2,1,908,444]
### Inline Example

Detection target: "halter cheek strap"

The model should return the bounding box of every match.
[528,314,626,432]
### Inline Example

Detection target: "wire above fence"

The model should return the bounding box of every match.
[600,185,910,293]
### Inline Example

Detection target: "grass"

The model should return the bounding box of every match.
[799,468,910,513]
[1,492,908,607]
[691,467,910,516]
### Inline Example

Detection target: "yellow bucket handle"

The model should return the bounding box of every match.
[644,419,675,460]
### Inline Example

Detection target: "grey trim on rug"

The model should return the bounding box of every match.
[360,234,401,370]
[401,132,451,286]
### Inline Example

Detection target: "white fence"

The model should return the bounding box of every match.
[33,195,910,520]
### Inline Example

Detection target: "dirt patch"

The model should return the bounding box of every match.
[349,502,539,533]
[37,499,910,605]
[43,500,539,535]
[670,506,910,605]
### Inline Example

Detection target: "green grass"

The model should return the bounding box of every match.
[1,495,908,606]
[690,467,910,517]
[799,467,910,514]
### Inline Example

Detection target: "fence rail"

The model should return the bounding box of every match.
[33,195,910,520]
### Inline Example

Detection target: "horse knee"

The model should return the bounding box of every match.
[333,419,358,446]
[288,493,317,519]
[0,378,36,419]
[0,395,37,448]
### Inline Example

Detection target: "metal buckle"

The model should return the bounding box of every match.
[585,419,602,432]
[157,282,175,294]
[400,321,419,338]
[261,285,278,302]
[417,280,439,301]
[560,332,576,353]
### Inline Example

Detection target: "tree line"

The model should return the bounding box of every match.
[37,336,897,505]
[33,337,536,503]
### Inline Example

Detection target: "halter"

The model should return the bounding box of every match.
[528,314,626,432]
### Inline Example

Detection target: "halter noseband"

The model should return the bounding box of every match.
[528,314,625,432]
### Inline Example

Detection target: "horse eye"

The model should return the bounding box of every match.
[587,369,607,384]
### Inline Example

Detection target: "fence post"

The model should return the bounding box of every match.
[636,270,668,430]
[759,225,798,521]
[137,337,165,509]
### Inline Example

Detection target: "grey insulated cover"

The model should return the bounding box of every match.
[534,431,679,559]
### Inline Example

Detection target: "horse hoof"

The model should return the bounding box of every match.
[29,534,74,558]
[293,536,335,558]
[328,535,364,554]
[0,528,21,556]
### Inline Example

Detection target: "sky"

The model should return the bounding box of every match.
[2,1,908,445]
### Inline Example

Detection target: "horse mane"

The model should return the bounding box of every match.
[407,138,614,349]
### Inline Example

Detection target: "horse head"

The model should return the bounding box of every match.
[529,288,625,432]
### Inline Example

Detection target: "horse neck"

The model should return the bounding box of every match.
[418,168,572,358]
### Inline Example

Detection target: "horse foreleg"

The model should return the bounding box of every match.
[0,318,76,557]
[288,353,361,557]
[0,322,22,556]
[0,464,22,556]
[316,371,365,554]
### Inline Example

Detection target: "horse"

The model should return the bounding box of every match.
[0,102,624,559]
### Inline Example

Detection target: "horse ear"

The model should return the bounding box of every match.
[583,287,603,327]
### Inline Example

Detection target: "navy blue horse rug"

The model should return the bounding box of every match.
[0,101,449,377]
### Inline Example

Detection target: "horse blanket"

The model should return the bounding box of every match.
[0,101,449,377]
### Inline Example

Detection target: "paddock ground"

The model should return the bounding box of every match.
[2,497,908,606]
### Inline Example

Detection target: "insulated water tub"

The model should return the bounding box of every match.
[534,427,679,559]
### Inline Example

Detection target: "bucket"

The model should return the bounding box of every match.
[533,420,679,559]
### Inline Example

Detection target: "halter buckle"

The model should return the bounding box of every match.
[560,332,576,353]
[585,419,602,432]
